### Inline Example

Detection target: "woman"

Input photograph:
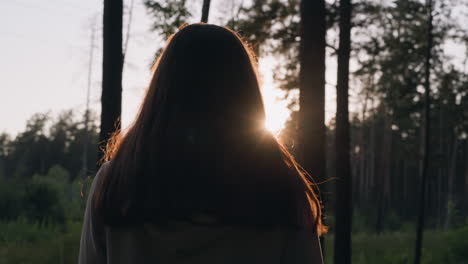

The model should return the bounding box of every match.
[79,23,325,264]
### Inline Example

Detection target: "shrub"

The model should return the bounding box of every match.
[22,179,65,225]
[0,179,25,221]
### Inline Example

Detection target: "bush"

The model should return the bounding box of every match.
[23,179,65,225]
[0,165,81,225]
[34,165,87,221]
[0,179,25,221]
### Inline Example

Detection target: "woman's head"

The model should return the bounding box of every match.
[95,24,325,235]
[145,23,264,137]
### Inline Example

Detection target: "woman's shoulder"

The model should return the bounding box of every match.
[90,162,111,192]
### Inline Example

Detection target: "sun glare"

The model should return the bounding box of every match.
[258,57,292,136]
[261,84,291,136]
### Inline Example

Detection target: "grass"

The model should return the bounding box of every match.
[1,220,467,264]
[0,220,81,264]
[322,226,468,264]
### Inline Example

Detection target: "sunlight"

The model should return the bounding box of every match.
[262,92,290,135]
[264,102,289,136]
[258,57,292,136]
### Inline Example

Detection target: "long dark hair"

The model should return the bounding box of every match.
[94,23,326,235]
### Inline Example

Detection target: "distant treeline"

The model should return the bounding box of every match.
[0,110,99,224]
[0,105,466,231]
[0,111,99,180]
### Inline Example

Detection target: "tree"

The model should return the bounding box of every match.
[100,0,123,163]
[298,0,326,184]
[201,0,211,23]
[298,0,327,250]
[334,0,352,264]
[414,0,433,263]
[349,0,462,231]
[0,133,10,179]
[144,0,190,37]
[8,113,50,178]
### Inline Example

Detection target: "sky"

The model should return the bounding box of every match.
[6,0,420,142]
[0,0,343,138]
[1,0,159,136]
[2,1,467,137]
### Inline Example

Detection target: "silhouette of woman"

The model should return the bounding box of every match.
[79,23,325,264]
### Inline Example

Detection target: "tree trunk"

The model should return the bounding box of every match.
[413,0,433,263]
[99,0,123,163]
[376,113,392,233]
[299,0,327,254]
[298,0,326,196]
[437,102,444,228]
[383,118,392,210]
[403,159,408,208]
[201,0,211,23]
[358,89,369,205]
[444,138,458,230]
[368,110,376,198]
[334,0,352,263]
[464,141,468,214]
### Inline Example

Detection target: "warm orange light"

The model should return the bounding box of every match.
[261,84,290,136]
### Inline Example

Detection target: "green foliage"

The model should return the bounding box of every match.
[0,110,95,226]
[22,179,65,225]
[446,225,468,262]
[0,219,60,243]
[1,110,99,181]
[0,221,82,264]
[0,165,82,225]
[226,0,302,94]
[0,179,24,221]
[144,0,191,37]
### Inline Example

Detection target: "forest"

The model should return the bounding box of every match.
[1,0,468,263]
